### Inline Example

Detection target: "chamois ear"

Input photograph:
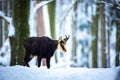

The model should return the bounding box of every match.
[59,36,62,40]
[58,36,62,43]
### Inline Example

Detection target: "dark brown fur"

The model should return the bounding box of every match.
[23,36,69,69]
[23,36,58,69]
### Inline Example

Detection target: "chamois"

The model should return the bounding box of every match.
[23,35,70,69]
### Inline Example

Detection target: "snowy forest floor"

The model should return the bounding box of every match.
[0,65,120,80]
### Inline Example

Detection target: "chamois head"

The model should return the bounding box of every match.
[57,35,70,52]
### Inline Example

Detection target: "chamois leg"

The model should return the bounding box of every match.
[46,58,51,69]
[37,56,42,67]
[23,52,32,67]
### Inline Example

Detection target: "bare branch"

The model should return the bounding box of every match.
[33,0,53,14]
[0,11,12,24]
[59,0,78,28]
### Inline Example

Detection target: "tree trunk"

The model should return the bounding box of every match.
[34,1,45,37]
[0,0,2,47]
[71,1,78,64]
[115,2,120,66]
[91,6,99,68]
[106,0,113,68]
[116,23,120,66]
[11,0,30,65]
[10,36,17,65]
[107,16,111,68]
[48,0,57,63]
[4,0,8,40]
[37,8,45,36]
[0,19,2,47]
[48,1,55,39]
[99,3,107,68]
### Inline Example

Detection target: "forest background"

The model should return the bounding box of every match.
[0,0,120,68]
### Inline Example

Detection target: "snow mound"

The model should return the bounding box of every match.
[0,39,11,66]
[0,65,119,80]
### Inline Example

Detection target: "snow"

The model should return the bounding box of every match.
[33,0,53,14]
[0,65,119,80]
[0,39,11,66]
[115,0,120,6]
[0,10,15,37]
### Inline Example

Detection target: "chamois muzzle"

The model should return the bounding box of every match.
[64,35,70,42]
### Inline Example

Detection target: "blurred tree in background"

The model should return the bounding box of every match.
[71,0,78,65]
[10,0,30,65]
[115,1,120,66]
[99,2,107,68]
[91,4,99,68]
[0,0,12,47]
[48,0,57,62]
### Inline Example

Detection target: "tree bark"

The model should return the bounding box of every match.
[10,36,17,65]
[99,3,107,68]
[37,8,45,36]
[48,0,57,63]
[4,0,8,40]
[91,6,99,68]
[11,0,30,65]
[71,1,78,64]
[0,19,2,47]
[116,23,120,66]
[0,0,2,47]
[115,2,120,66]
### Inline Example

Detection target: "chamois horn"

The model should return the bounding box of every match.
[64,35,70,42]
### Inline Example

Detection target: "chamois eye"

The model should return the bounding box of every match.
[60,40,65,44]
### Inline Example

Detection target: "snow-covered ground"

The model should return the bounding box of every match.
[0,65,119,80]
